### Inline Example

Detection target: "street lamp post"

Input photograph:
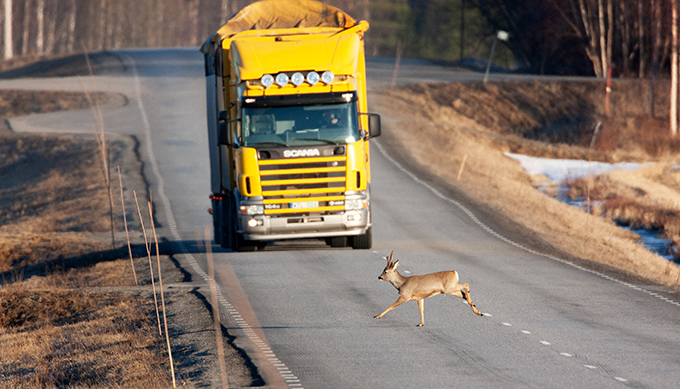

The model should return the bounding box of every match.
[483,30,509,83]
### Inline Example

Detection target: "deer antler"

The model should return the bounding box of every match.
[386,250,394,267]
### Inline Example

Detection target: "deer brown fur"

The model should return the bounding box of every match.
[374,251,483,326]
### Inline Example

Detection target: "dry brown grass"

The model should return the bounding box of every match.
[0,90,114,121]
[0,89,172,387]
[567,164,680,258]
[0,284,168,388]
[371,79,680,287]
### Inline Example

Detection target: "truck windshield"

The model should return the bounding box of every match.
[242,102,359,147]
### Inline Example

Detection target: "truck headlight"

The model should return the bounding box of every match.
[345,199,366,211]
[241,204,264,215]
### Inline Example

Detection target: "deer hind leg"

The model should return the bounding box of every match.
[417,299,425,327]
[460,283,483,316]
[375,296,408,319]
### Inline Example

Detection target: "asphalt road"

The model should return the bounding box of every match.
[3,48,680,388]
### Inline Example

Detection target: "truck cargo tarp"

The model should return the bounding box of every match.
[201,0,357,53]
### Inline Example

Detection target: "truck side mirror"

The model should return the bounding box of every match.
[218,119,242,146]
[218,121,230,144]
[368,113,381,138]
[218,110,229,122]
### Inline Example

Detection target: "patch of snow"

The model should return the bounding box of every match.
[505,153,643,184]
[506,153,677,263]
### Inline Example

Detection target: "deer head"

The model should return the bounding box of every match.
[378,251,400,281]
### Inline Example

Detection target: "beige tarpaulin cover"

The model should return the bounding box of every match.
[201,0,357,53]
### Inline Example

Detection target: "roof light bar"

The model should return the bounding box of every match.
[291,72,305,87]
[261,74,274,89]
[321,71,334,85]
[307,71,320,86]
[275,73,289,87]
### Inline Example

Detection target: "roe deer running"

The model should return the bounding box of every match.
[374,251,483,327]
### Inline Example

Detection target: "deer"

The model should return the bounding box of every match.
[374,251,483,327]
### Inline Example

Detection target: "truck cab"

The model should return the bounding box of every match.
[201,0,380,251]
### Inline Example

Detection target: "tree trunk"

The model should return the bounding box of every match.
[598,0,608,76]
[36,0,43,55]
[21,0,30,55]
[44,0,57,55]
[650,0,661,116]
[66,0,76,53]
[639,0,645,78]
[620,0,630,74]
[99,0,107,50]
[575,0,604,77]
[606,0,613,73]
[671,0,678,136]
[4,0,13,59]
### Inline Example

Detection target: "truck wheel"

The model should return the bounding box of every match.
[235,235,257,252]
[329,236,348,248]
[351,227,372,249]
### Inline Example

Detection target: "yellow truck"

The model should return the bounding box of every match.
[201,0,381,251]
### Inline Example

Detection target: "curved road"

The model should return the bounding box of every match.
[3,49,680,388]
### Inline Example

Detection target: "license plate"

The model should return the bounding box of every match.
[290,201,319,209]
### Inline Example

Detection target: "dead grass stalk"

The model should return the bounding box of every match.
[133,190,162,336]
[77,70,115,250]
[118,166,138,285]
[149,201,176,387]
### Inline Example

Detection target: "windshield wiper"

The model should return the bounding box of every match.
[297,138,339,145]
[250,141,288,147]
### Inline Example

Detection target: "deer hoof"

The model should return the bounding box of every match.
[417,323,424,327]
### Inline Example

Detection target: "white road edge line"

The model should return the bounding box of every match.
[373,140,680,308]
[125,55,299,388]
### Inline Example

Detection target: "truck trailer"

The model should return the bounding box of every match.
[201,0,381,251]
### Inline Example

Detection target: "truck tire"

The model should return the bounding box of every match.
[351,227,372,249]
[235,235,257,252]
[224,197,257,252]
[329,236,348,248]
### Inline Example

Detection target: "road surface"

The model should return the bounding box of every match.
[3,48,679,388]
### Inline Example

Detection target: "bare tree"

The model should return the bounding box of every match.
[650,0,662,116]
[4,0,13,59]
[619,0,630,73]
[21,0,30,55]
[36,0,43,54]
[672,0,678,135]
[638,0,645,78]
[66,0,77,53]
[598,0,607,76]
[43,0,57,55]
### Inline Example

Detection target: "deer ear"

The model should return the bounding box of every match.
[392,260,399,269]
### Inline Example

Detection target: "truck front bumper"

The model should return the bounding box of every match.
[239,209,370,241]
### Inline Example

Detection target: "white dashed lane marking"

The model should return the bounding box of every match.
[374,137,667,387]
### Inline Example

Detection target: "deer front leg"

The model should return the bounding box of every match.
[417,299,425,327]
[375,296,408,319]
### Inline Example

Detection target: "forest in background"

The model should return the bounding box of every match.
[1,0,679,79]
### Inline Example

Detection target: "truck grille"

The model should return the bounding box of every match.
[258,156,347,216]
